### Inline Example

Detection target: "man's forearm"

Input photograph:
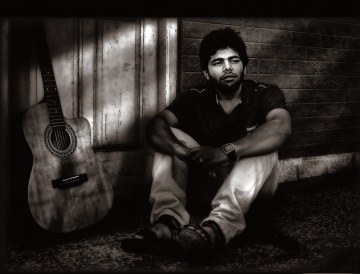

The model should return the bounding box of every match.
[233,119,291,160]
[146,116,189,158]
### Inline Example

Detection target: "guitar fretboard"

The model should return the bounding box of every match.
[34,23,66,129]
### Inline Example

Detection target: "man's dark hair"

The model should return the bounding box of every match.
[199,27,249,71]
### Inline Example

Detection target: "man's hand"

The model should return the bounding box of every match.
[172,142,191,161]
[187,146,229,178]
[187,146,228,168]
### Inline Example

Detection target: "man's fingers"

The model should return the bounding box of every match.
[189,147,201,153]
[188,150,202,161]
[208,168,216,177]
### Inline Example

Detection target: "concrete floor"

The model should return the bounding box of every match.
[2,169,360,273]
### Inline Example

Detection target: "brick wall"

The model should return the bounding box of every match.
[179,17,360,159]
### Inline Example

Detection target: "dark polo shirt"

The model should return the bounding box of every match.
[166,80,287,146]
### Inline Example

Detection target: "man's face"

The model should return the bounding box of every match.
[203,47,244,93]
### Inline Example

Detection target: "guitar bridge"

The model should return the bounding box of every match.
[52,173,88,189]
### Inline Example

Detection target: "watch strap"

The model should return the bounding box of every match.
[221,143,237,162]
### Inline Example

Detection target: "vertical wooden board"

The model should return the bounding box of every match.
[140,18,158,141]
[79,19,96,144]
[158,18,178,111]
[96,20,139,146]
[44,19,78,119]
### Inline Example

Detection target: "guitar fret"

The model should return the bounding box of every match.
[51,123,65,128]
[50,120,65,123]
[43,75,55,81]
[44,91,58,94]
[50,118,65,122]
[49,107,62,111]
[51,122,66,127]
[40,71,54,75]
[43,76,56,85]
[51,124,66,128]
[47,103,61,108]
[50,118,64,123]
[50,117,65,122]
[46,91,58,95]
[49,109,63,114]
[45,94,59,98]
[43,84,56,87]
[47,101,60,104]
[49,114,63,118]
[49,112,64,117]
[50,118,64,122]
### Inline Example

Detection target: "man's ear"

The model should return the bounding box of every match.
[202,70,210,80]
[244,66,247,75]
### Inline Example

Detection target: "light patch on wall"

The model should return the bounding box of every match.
[97,21,138,146]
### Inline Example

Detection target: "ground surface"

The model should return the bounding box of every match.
[2,169,360,273]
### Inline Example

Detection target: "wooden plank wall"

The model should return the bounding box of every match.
[7,18,178,227]
[8,18,150,226]
[179,18,360,159]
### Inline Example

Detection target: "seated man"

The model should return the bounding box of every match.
[121,27,292,259]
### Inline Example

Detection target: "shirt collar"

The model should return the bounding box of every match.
[206,80,255,108]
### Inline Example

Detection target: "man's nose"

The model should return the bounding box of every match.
[223,60,232,71]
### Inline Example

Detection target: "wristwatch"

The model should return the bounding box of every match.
[221,143,237,162]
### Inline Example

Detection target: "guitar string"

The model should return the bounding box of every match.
[42,63,66,151]
[54,126,60,151]
[60,126,66,150]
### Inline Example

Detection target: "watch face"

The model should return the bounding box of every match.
[223,143,234,154]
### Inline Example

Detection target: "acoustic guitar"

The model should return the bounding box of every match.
[22,22,114,233]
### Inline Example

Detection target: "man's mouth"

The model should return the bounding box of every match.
[221,74,237,80]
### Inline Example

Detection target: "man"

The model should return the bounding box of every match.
[121,27,291,259]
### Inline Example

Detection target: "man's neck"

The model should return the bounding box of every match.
[215,81,243,103]
[215,82,243,114]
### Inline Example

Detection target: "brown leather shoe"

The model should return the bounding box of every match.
[120,215,181,255]
[178,220,225,260]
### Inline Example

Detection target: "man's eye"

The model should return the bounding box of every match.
[212,61,222,66]
[231,59,240,63]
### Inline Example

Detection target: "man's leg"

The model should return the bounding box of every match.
[178,151,279,257]
[149,127,200,226]
[202,151,279,244]
[121,128,199,252]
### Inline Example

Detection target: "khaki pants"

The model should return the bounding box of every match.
[149,128,279,244]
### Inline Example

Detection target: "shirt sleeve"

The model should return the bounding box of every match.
[259,84,287,116]
[165,91,195,127]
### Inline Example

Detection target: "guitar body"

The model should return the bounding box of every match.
[22,102,113,233]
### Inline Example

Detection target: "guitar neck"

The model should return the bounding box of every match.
[34,22,66,128]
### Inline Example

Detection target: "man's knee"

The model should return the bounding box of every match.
[170,127,199,148]
[257,162,279,200]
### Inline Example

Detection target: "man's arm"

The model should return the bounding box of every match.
[232,108,291,159]
[146,109,190,160]
[188,108,291,167]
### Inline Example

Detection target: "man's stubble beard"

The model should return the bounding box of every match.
[209,71,245,95]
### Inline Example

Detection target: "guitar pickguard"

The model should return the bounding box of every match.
[44,124,77,158]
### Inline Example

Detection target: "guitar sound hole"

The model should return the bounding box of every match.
[44,124,77,158]
[51,128,71,151]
